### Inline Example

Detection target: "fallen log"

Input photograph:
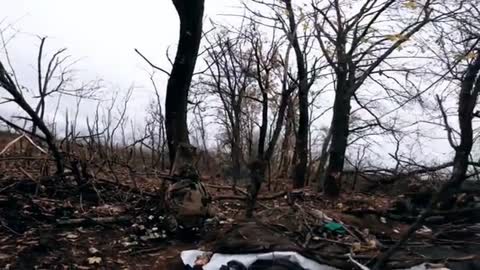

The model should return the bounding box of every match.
[206,184,247,193]
[429,206,480,216]
[213,191,287,201]
[56,215,132,226]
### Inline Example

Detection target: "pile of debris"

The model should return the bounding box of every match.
[0,174,198,269]
[182,184,480,270]
[1,168,479,269]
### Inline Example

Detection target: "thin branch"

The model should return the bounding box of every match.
[134,48,171,76]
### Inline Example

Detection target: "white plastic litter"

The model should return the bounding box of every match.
[181,250,446,270]
[409,264,450,270]
[181,250,338,270]
[348,254,369,270]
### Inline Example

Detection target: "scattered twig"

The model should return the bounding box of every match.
[213,191,286,202]
[0,134,25,155]
[21,133,48,154]
[56,215,132,226]
[129,246,167,255]
[0,218,22,236]
[19,167,36,182]
[0,181,18,193]
[349,254,370,270]
[310,236,353,247]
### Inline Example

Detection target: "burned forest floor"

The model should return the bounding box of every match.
[0,168,479,270]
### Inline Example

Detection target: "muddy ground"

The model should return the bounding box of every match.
[0,172,479,270]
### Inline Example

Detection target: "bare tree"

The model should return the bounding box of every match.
[31,37,98,135]
[199,18,298,215]
[165,0,205,167]
[245,0,321,188]
[283,0,316,188]
[312,0,451,196]
[375,48,480,270]
[374,2,480,265]
[244,22,297,216]
[0,60,64,174]
[202,27,255,190]
[277,96,296,178]
[0,33,75,174]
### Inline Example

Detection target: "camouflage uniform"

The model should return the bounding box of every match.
[165,165,211,231]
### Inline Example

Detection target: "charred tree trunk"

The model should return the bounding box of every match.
[258,91,268,158]
[170,142,199,178]
[247,71,294,217]
[265,92,293,161]
[323,22,354,197]
[315,127,332,192]
[231,96,243,190]
[284,0,309,189]
[247,89,293,217]
[231,132,242,191]
[165,0,205,166]
[246,116,254,160]
[293,91,309,188]
[279,97,295,177]
[323,76,352,197]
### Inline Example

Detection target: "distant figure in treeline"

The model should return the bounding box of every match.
[246,159,267,218]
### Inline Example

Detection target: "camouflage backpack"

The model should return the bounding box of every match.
[166,179,211,230]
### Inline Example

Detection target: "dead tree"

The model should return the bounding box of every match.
[165,0,205,166]
[200,18,298,215]
[0,33,100,174]
[313,126,332,191]
[202,27,256,190]
[250,30,279,160]
[283,0,313,188]
[148,72,168,170]
[244,23,297,217]
[0,61,64,174]
[373,2,480,264]
[277,96,296,177]
[374,47,480,270]
[246,0,321,188]
[246,73,296,216]
[312,0,450,197]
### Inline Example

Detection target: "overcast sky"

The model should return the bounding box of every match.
[0,0,241,123]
